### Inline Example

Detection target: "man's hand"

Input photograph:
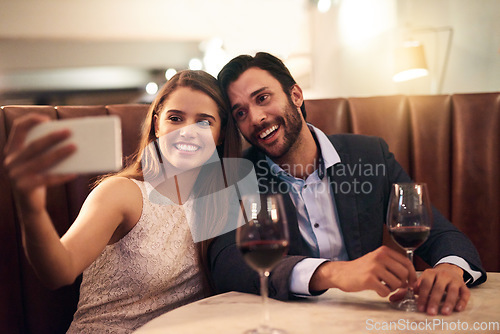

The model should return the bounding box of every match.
[309,246,416,297]
[390,263,470,315]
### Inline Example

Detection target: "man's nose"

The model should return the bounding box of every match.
[249,106,267,125]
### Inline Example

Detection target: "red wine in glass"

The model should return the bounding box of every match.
[390,226,430,250]
[239,240,289,272]
[236,193,289,334]
[386,183,433,312]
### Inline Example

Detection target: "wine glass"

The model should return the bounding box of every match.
[386,182,433,312]
[236,193,290,334]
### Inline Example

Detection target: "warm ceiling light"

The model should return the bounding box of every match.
[165,68,177,80]
[145,82,158,95]
[189,58,203,70]
[393,41,429,82]
[317,0,332,13]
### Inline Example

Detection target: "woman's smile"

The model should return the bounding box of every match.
[173,142,201,153]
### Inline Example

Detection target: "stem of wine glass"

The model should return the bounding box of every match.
[259,271,271,334]
[406,250,415,299]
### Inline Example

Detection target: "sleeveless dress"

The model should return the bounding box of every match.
[66,179,208,333]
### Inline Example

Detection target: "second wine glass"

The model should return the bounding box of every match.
[386,182,433,312]
[236,193,289,334]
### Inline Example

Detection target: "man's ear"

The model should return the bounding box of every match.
[289,84,304,108]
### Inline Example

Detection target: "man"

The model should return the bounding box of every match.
[209,52,486,316]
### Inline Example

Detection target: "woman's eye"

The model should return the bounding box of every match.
[169,116,182,122]
[197,120,211,127]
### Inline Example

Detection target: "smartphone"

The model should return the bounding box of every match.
[25,115,123,174]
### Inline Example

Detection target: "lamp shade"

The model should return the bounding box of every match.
[393,41,429,82]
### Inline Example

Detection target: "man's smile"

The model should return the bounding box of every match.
[258,124,279,140]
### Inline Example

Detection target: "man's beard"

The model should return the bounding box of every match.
[243,97,303,160]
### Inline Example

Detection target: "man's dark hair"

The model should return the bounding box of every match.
[217,52,306,119]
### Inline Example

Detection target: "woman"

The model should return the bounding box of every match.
[3,70,241,333]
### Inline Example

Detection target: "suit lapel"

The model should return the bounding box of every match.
[327,147,363,260]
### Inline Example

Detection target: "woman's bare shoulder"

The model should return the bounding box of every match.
[94,176,141,191]
[85,176,143,214]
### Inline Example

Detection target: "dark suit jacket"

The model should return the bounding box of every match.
[208,134,486,300]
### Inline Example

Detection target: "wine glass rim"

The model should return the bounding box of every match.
[392,182,429,191]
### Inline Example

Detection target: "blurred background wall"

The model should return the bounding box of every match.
[0,0,499,105]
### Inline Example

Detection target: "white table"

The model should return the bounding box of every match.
[134,273,500,333]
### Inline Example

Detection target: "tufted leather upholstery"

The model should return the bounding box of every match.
[1,93,498,333]
[450,93,500,273]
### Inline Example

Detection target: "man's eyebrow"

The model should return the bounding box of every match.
[250,87,268,98]
[230,87,269,112]
[230,104,241,113]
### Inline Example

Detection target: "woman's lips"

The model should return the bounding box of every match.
[173,143,200,153]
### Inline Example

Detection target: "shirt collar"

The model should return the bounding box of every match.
[309,124,341,168]
[265,124,341,179]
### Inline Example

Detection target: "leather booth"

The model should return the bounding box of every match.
[1,92,499,333]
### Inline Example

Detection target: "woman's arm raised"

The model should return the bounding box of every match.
[4,114,142,289]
